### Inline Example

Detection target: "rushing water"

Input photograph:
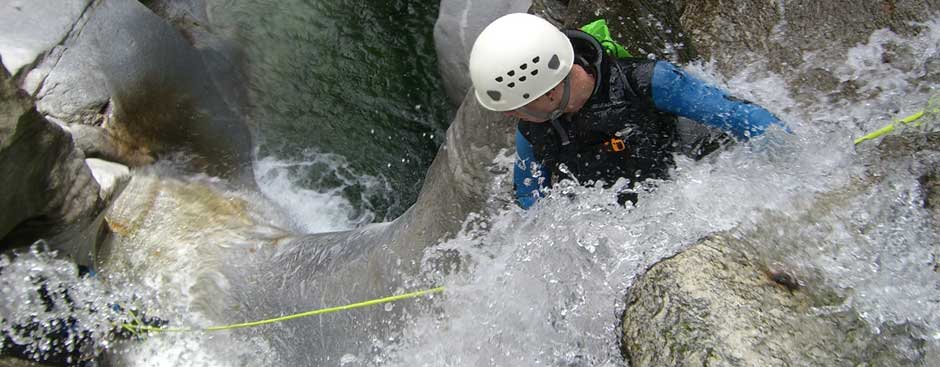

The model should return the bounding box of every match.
[2,3,940,367]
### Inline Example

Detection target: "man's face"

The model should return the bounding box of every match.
[502,85,560,123]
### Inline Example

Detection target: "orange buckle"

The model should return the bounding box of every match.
[609,137,626,152]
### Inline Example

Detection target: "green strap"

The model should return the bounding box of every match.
[580,19,632,58]
[122,287,444,334]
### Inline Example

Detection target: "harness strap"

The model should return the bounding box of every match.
[550,119,571,146]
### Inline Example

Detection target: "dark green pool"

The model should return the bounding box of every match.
[212,0,452,221]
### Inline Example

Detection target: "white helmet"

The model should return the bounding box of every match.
[469,13,575,112]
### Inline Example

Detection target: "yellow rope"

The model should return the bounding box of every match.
[855,93,939,145]
[122,287,444,334]
[854,110,925,145]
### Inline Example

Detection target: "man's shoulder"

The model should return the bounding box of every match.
[604,57,660,101]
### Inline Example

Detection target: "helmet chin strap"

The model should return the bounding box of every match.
[519,74,572,122]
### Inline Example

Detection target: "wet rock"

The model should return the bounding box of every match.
[622,236,929,366]
[97,92,516,366]
[85,158,131,202]
[878,131,940,160]
[17,0,254,183]
[529,0,568,23]
[564,0,697,63]
[923,174,939,211]
[0,356,48,367]
[675,0,940,97]
[139,0,251,120]
[623,128,940,366]
[433,0,532,106]
[234,94,513,364]
[926,56,940,84]
[0,58,101,266]
[67,124,154,168]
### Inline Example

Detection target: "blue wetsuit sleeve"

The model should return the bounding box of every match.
[514,128,550,209]
[651,61,782,140]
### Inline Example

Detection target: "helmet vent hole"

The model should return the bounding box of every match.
[531,69,539,76]
[507,82,516,88]
[486,90,501,101]
[520,64,528,70]
[523,93,530,99]
[495,76,503,83]
[508,70,515,77]
[548,54,560,70]
[519,76,527,82]
[532,56,540,63]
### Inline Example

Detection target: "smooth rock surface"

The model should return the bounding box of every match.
[29,0,253,183]
[433,0,532,106]
[0,0,92,77]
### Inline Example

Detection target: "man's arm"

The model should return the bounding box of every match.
[650,61,782,140]
[514,128,550,209]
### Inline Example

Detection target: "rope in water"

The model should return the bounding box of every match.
[855,93,939,145]
[854,110,926,145]
[121,286,444,335]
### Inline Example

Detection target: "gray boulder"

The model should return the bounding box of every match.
[9,0,254,183]
[622,236,930,366]
[433,0,532,106]
[0,0,93,78]
[0,58,100,266]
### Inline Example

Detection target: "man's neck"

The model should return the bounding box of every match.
[564,64,596,114]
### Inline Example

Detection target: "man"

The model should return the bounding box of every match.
[468,13,783,209]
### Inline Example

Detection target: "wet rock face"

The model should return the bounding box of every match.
[680,0,939,69]
[0,59,100,265]
[2,0,253,184]
[564,0,697,63]
[924,174,939,211]
[678,0,940,99]
[621,236,928,367]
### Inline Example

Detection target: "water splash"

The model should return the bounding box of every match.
[255,150,397,233]
[0,243,135,364]
[4,11,940,367]
[376,21,940,367]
